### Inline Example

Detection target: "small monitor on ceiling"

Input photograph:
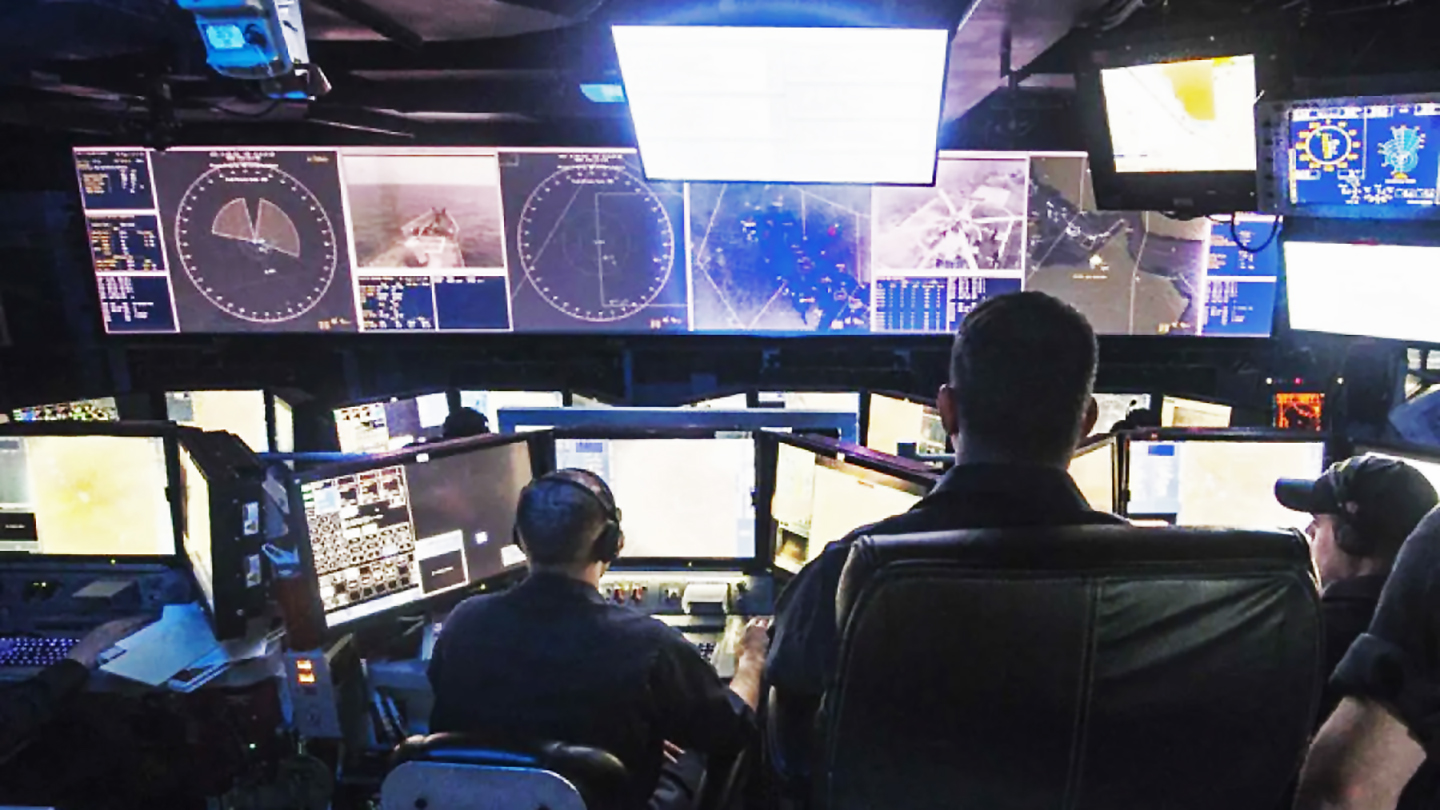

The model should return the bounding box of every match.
[613,25,950,185]
[1077,32,1276,213]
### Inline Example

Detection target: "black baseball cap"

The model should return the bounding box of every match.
[1276,455,1440,555]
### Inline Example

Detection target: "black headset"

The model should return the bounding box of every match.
[515,469,624,563]
[1326,460,1373,557]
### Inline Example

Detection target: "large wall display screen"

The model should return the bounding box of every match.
[74,148,1277,337]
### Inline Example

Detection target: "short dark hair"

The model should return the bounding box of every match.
[443,407,490,440]
[515,474,608,566]
[949,291,1098,461]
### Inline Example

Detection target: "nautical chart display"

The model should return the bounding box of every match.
[73,146,1278,337]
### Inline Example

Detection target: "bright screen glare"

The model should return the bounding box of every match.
[614,25,949,184]
[1070,441,1115,512]
[1128,440,1325,530]
[460,390,564,431]
[1100,55,1258,174]
[555,437,756,559]
[0,435,175,555]
[180,447,215,611]
[866,394,945,456]
[1286,241,1440,343]
[1161,397,1233,428]
[167,390,268,452]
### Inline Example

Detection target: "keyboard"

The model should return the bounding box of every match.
[0,635,79,669]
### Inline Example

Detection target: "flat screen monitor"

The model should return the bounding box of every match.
[460,390,564,431]
[334,392,452,454]
[1285,241,1440,343]
[178,443,215,612]
[1070,438,1117,513]
[500,407,859,444]
[167,390,269,452]
[298,436,535,630]
[1126,437,1326,530]
[770,437,931,574]
[1162,397,1233,428]
[1100,55,1258,176]
[1353,445,1440,494]
[0,434,177,555]
[553,435,757,562]
[865,393,946,457]
[683,393,750,410]
[757,391,862,415]
[273,395,295,453]
[12,397,120,423]
[612,25,949,185]
[1275,392,1325,432]
[1276,94,1440,218]
[1093,394,1152,435]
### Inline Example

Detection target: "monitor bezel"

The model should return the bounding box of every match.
[0,421,185,563]
[1075,29,1282,214]
[758,431,940,576]
[290,431,547,636]
[1117,427,1336,520]
[544,427,768,572]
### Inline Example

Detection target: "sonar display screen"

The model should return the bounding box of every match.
[1288,101,1440,211]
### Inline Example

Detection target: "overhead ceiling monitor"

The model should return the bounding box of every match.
[1264,92,1440,219]
[296,435,537,631]
[1126,433,1326,530]
[12,397,121,423]
[460,390,564,432]
[1070,437,1117,513]
[1161,397,1233,428]
[865,393,946,457]
[334,392,452,454]
[166,390,268,452]
[1078,34,1270,213]
[553,433,758,565]
[767,433,934,575]
[613,25,949,185]
[1286,241,1440,344]
[0,430,178,556]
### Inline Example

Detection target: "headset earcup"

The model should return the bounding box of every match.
[594,523,622,563]
[1336,519,1371,557]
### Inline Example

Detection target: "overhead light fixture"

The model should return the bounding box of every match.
[613,25,950,185]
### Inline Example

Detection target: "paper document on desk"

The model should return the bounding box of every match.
[100,602,217,686]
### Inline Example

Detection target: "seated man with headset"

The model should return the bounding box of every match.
[428,468,768,810]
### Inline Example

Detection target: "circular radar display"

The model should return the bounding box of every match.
[517,164,675,323]
[173,163,339,323]
[1296,121,1360,171]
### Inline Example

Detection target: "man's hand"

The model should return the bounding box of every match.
[736,618,770,664]
[67,616,153,669]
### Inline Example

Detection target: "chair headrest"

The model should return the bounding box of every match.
[838,525,1311,626]
[391,733,629,794]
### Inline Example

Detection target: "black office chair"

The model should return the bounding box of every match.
[820,526,1323,810]
[381,733,629,810]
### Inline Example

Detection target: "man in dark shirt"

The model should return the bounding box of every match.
[0,616,151,764]
[1294,502,1440,810]
[428,468,767,810]
[1276,455,1438,725]
[767,291,1124,767]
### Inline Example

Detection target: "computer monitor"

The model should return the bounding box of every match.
[1161,397,1233,428]
[767,434,934,574]
[1285,241,1440,344]
[757,391,862,416]
[460,390,564,432]
[0,428,178,556]
[178,443,215,612]
[166,390,270,452]
[552,432,757,563]
[273,394,295,453]
[1071,437,1117,513]
[1351,443,1440,496]
[334,392,452,454]
[499,407,860,444]
[1125,433,1327,530]
[682,393,750,410]
[1093,394,1152,435]
[1275,392,1325,432]
[297,434,537,631]
[12,397,121,423]
[865,392,946,457]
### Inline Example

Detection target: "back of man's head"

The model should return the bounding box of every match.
[949,291,1098,464]
[515,472,609,567]
[442,407,490,440]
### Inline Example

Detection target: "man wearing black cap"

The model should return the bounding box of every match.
[1276,454,1440,724]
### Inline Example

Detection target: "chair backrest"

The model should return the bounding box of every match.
[824,525,1322,810]
[382,734,628,810]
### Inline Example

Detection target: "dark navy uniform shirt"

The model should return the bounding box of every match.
[428,573,754,810]
[767,462,1127,704]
